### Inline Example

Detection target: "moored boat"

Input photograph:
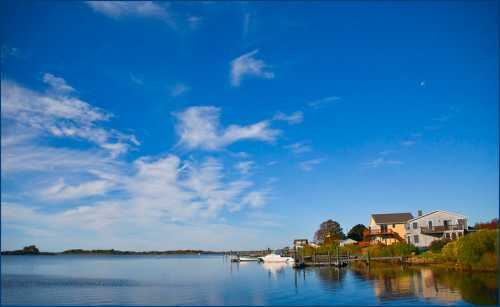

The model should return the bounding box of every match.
[257,253,295,263]
[239,256,258,261]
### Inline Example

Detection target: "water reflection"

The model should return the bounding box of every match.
[349,263,498,305]
[2,256,497,305]
[261,262,291,278]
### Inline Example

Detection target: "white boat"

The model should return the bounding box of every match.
[239,256,258,261]
[257,253,295,263]
[230,255,259,262]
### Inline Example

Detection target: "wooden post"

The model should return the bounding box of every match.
[301,248,304,266]
[336,246,339,266]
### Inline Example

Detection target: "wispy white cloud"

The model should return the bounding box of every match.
[1,45,20,60]
[234,161,254,175]
[241,191,267,208]
[308,96,340,109]
[273,111,303,125]
[230,49,274,87]
[4,153,268,231]
[400,140,416,147]
[173,106,280,151]
[242,13,252,39]
[2,200,283,251]
[285,142,312,155]
[1,141,118,175]
[86,1,172,24]
[363,158,403,169]
[187,16,202,30]
[43,73,75,94]
[2,76,282,251]
[298,158,325,171]
[129,72,143,85]
[1,77,138,157]
[432,106,459,123]
[40,178,114,201]
[379,150,395,156]
[170,83,190,97]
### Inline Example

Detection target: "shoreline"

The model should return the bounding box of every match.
[349,257,499,273]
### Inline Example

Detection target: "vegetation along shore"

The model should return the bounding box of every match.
[1,245,223,256]
[294,217,498,272]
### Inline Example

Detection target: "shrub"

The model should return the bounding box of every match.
[478,252,498,269]
[392,242,418,256]
[456,229,498,267]
[441,240,458,261]
[365,242,417,257]
[429,239,451,253]
[340,244,362,255]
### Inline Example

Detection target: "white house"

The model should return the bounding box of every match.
[405,210,468,248]
[293,239,308,249]
[339,238,357,246]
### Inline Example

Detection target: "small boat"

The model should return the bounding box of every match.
[230,255,258,262]
[238,256,258,262]
[258,253,295,263]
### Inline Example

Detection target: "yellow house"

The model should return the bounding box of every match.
[365,213,413,245]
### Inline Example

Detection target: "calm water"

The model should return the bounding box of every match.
[1,255,498,305]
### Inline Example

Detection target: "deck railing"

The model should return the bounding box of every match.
[420,224,464,234]
[363,228,395,236]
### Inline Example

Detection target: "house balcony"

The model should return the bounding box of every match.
[364,228,395,236]
[420,224,464,234]
[363,228,405,244]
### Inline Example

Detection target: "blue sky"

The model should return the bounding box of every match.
[1,1,498,251]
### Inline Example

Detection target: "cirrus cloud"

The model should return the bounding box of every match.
[230,49,274,87]
[173,106,280,151]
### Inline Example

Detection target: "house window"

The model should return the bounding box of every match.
[407,236,410,244]
[414,235,419,243]
[428,221,432,228]
[406,224,410,230]
[412,222,418,229]
[445,233,450,239]
[452,232,457,240]
[444,220,450,229]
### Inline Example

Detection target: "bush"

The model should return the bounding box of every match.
[478,252,498,269]
[441,240,458,261]
[365,242,417,257]
[429,239,451,253]
[340,244,362,255]
[456,229,498,268]
[435,229,499,270]
[392,242,418,256]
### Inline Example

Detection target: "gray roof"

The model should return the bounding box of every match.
[371,213,414,224]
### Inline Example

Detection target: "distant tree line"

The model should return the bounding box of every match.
[474,218,498,230]
[1,246,224,256]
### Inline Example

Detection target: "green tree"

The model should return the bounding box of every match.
[22,245,39,254]
[428,238,451,253]
[314,219,345,243]
[347,224,367,242]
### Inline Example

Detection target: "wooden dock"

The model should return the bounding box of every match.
[224,249,407,268]
[292,249,406,268]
